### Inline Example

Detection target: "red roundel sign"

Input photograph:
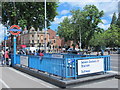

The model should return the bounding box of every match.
[9,25,22,35]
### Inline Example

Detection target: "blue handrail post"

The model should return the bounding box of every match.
[12,36,16,66]
[74,59,77,79]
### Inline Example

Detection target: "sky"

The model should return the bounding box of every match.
[0,0,119,43]
[50,0,119,30]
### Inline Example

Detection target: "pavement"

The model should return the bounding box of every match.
[0,67,58,89]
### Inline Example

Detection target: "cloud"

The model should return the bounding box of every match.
[102,19,108,24]
[61,10,69,15]
[52,15,72,24]
[59,0,119,2]
[59,0,118,19]
[98,23,110,30]
[109,12,119,19]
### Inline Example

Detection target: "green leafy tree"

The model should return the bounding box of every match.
[116,13,120,28]
[57,5,104,49]
[57,17,74,42]
[2,2,58,30]
[110,12,117,26]
[89,32,106,47]
[90,25,120,48]
[81,5,104,48]
[105,25,120,47]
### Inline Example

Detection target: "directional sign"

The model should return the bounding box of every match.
[4,36,8,40]
[9,25,22,35]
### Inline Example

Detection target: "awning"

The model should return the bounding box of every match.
[20,45,26,48]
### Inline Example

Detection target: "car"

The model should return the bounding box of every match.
[116,49,120,54]
[67,48,73,52]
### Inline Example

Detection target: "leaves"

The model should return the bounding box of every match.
[2,2,58,30]
[57,5,104,49]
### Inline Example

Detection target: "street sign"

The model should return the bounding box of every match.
[9,25,22,35]
[4,36,8,40]
[77,58,104,75]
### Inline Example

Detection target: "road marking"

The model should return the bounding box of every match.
[0,79,10,88]
[8,68,53,88]
[111,66,118,69]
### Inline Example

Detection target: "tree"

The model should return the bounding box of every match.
[2,2,58,30]
[90,25,120,48]
[57,5,104,49]
[89,32,106,47]
[57,17,74,41]
[116,13,120,28]
[81,5,104,48]
[105,25,120,47]
[110,12,117,26]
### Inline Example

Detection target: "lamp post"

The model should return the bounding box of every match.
[79,26,82,50]
[44,0,47,53]
[73,22,82,50]
[4,27,7,65]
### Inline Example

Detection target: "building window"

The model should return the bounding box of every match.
[54,40,56,43]
[41,35,43,40]
[38,40,39,43]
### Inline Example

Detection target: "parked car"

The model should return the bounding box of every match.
[67,48,76,54]
[117,49,120,54]
[67,48,74,52]
[67,48,84,55]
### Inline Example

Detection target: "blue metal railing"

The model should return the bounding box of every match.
[44,53,97,58]
[12,54,110,79]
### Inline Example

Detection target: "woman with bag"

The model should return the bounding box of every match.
[4,49,9,66]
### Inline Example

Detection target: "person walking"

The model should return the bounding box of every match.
[108,49,110,55]
[4,49,9,66]
[39,50,44,56]
[1,49,5,65]
[100,49,104,56]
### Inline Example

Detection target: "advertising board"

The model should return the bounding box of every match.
[52,54,64,58]
[20,56,28,66]
[77,58,104,75]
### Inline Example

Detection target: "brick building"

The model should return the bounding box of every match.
[2,27,79,52]
[19,28,62,51]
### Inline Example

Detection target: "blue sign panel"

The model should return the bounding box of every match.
[8,29,22,32]
[4,36,8,40]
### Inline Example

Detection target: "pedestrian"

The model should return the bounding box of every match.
[29,50,32,55]
[97,51,99,56]
[33,50,37,55]
[100,49,104,56]
[1,49,5,65]
[4,49,9,65]
[39,50,44,56]
[108,49,110,55]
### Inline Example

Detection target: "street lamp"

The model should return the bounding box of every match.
[79,26,82,50]
[72,22,82,50]
[44,0,47,53]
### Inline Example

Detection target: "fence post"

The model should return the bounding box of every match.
[12,36,16,66]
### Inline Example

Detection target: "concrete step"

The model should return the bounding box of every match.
[13,65,117,88]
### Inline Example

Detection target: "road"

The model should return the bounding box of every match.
[0,54,119,89]
[110,54,119,73]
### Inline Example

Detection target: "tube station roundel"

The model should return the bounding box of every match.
[9,25,22,35]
